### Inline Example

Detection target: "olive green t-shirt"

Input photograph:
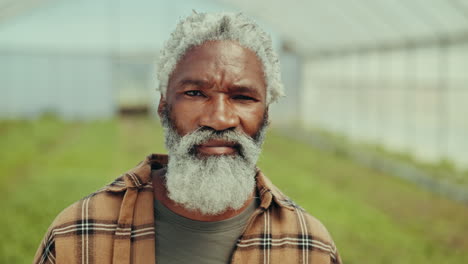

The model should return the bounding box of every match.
[154,198,258,264]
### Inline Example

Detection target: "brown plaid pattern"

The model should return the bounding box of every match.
[34,154,342,264]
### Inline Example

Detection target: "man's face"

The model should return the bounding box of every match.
[157,40,269,215]
[159,40,267,154]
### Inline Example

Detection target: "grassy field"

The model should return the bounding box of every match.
[301,126,468,188]
[1,117,467,263]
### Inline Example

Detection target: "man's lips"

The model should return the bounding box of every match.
[196,139,238,155]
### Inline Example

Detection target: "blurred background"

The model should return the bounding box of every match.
[1,0,467,263]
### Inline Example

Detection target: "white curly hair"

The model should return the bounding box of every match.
[156,11,284,105]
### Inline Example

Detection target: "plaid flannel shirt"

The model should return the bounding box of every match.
[34,154,342,264]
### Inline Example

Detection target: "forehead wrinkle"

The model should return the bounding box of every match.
[171,41,265,96]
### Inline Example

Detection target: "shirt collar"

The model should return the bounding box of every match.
[106,153,295,211]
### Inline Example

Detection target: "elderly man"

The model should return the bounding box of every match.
[34,12,342,264]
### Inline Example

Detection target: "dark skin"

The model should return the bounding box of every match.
[154,40,268,221]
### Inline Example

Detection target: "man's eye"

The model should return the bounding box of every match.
[233,95,256,101]
[184,90,204,97]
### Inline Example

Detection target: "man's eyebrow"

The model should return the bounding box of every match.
[230,85,261,97]
[178,79,208,88]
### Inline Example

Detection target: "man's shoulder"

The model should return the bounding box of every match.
[272,197,336,244]
[46,154,158,231]
[34,173,157,264]
[239,190,340,262]
[256,171,336,244]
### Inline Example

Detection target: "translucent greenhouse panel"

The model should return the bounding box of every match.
[378,50,403,150]
[344,53,361,138]
[366,51,384,143]
[300,60,319,128]
[409,0,468,35]
[382,49,411,152]
[410,46,442,162]
[79,56,115,118]
[270,51,302,124]
[371,0,433,39]
[447,43,468,169]
[0,54,12,117]
[316,59,336,130]
[328,57,347,133]
[0,53,115,120]
[10,55,31,117]
[302,58,337,130]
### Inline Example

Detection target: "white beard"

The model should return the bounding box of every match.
[161,114,267,215]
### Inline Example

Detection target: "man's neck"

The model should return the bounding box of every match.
[152,169,255,222]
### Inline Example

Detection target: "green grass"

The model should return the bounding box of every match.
[302,125,468,187]
[1,117,467,263]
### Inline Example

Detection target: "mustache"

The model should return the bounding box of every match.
[160,104,266,164]
[179,127,256,158]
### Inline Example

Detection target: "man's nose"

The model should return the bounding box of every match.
[199,96,239,131]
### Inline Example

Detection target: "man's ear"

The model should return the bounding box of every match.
[157,95,167,119]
